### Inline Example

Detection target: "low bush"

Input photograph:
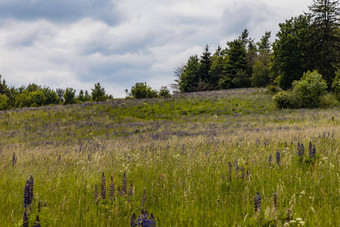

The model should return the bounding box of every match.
[273,70,327,108]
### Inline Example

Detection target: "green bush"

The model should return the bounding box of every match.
[273,90,301,109]
[0,94,9,110]
[63,88,77,105]
[266,85,282,95]
[251,60,271,87]
[159,86,171,98]
[273,70,327,108]
[130,82,158,99]
[15,91,32,108]
[332,69,340,101]
[293,70,327,108]
[91,83,108,102]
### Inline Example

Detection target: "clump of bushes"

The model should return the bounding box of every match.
[127,82,171,99]
[273,70,327,108]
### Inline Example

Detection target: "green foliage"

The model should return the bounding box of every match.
[179,55,200,92]
[43,88,60,105]
[251,60,271,87]
[0,94,9,110]
[29,90,46,107]
[209,46,226,89]
[332,69,340,101]
[293,70,328,107]
[130,82,158,99]
[158,86,171,98]
[274,70,328,108]
[198,45,212,89]
[308,0,340,86]
[91,83,108,102]
[220,39,248,89]
[63,88,76,105]
[272,15,312,89]
[0,88,339,226]
[257,31,271,54]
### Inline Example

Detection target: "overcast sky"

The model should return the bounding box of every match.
[0,0,311,97]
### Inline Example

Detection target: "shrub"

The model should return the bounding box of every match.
[63,88,76,105]
[273,90,301,109]
[332,69,340,101]
[266,85,282,95]
[91,83,108,102]
[293,70,327,108]
[159,86,171,98]
[251,60,271,87]
[273,70,327,108]
[130,82,158,99]
[0,94,9,110]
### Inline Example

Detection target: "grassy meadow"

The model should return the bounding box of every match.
[0,88,339,226]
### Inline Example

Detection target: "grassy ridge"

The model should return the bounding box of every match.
[0,88,339,226]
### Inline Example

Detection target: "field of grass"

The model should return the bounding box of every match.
[0,88,339,226]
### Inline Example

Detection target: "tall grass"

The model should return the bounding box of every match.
[0,88,339,226]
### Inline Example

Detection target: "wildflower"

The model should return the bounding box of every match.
[254,192,261,216]
[24,180,30,208]
[121,172,127,195]
[131,212,136,227]
[276,150,281,165]
[29,175,34,204]
[269,154,272,165]
[34,215,41,227]
[94,184,99,203]
[23,210,29,227]
[101,172,106,199]
[273,193,278,211]
[12,152,17,166]
[129,181,133,196]
[109,176,115,201]
[241,166,245,180]
[37,200,41,213]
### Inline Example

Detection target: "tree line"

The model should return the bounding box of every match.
[172,0,340,93]
[0,78,112,110]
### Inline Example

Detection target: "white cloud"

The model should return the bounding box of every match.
[0,0,312,97]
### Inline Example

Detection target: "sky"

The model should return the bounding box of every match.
[0,0,311,98]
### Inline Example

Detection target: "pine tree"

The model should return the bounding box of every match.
[198,45,212,90]
[308,0,340,87]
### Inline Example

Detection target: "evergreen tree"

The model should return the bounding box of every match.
[308,0,340,87]
[209,46,227,90]
[198,45,212,90]
[179,55,200,92]
[91,83,107,102]
[257,31,271,54]
[219,39,248,89]
[272,15,312,89]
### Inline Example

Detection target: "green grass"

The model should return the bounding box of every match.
[0,88,339,226]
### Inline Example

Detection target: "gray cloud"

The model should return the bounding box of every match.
[0,0,120,24]
[0,0,312,97]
